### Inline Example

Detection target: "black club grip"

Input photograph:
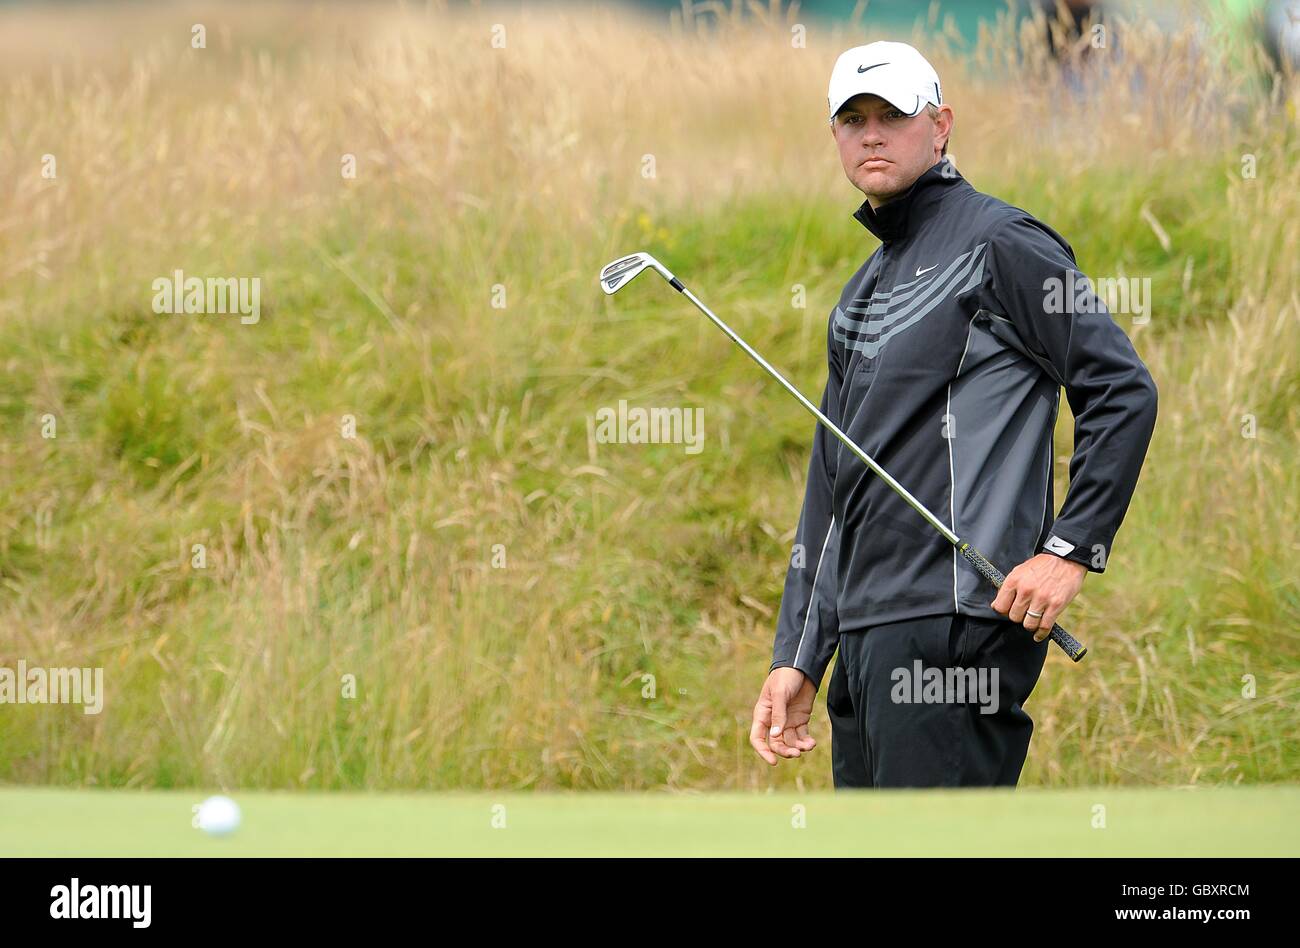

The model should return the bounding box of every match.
[959,544,1088,663]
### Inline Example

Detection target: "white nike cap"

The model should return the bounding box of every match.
[827,41,943,123]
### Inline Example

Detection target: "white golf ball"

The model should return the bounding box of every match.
[196,795,241,836]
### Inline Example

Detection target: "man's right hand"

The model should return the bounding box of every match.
[749,667,819,765]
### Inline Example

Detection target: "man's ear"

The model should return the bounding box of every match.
[934,105,954,153]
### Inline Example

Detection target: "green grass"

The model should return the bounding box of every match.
[0,3,1296,793]
[3,787,1296,857]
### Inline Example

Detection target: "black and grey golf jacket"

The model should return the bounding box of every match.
[771,159,1158,689]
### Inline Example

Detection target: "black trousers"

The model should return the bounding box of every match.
[826,613,1049,789]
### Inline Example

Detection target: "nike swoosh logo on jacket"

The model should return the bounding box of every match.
[773,160,1158,689]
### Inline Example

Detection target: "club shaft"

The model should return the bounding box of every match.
[677,285,960,545]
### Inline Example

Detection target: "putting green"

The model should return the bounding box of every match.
[2,786,1295,857]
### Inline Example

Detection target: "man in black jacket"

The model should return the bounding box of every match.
[748,41,1158,787]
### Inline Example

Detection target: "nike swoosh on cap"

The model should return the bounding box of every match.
[857,62,889,73]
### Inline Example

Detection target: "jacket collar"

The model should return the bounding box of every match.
[852,159,964,244]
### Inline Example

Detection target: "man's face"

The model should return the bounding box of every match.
[831,94,952,208]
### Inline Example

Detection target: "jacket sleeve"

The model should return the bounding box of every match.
[770,313,843,690]
[983,215,1158,572]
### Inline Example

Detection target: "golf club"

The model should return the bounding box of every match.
[599,251,1088,662]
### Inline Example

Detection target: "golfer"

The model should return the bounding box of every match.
[750,41,1158,787]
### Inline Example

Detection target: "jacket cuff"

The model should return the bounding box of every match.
[769,658,824,691]
[1039,529,1107,573]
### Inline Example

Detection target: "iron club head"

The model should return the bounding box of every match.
[598,252,679,295]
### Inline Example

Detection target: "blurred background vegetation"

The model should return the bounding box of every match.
[0,0,1296,791]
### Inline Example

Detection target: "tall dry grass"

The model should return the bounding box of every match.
[0,1,1296,790]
